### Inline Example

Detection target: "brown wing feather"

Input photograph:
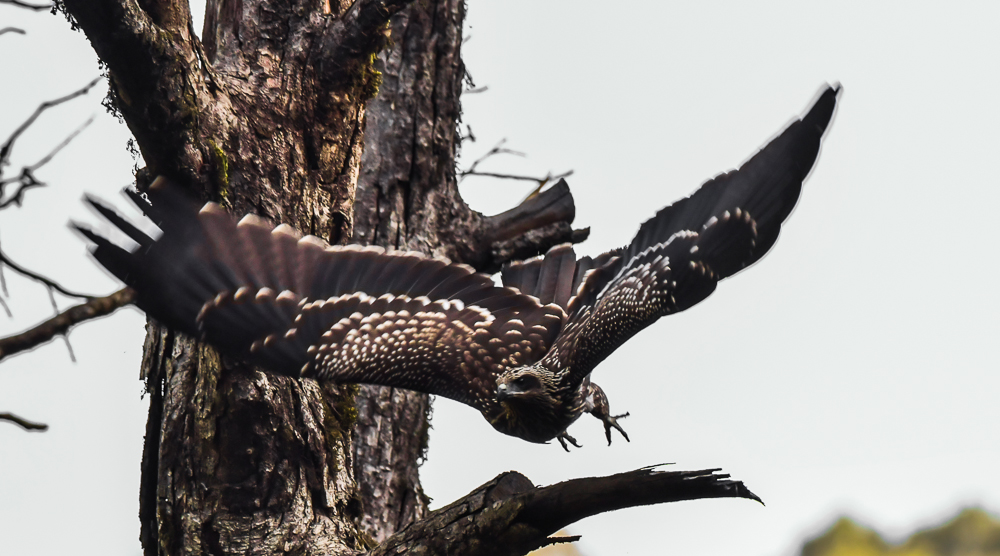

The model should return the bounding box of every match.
[548,85,838,384]
[282,294,563,411]
[78,178,566,412]
[502,244,584,309]
[544,228,723,375]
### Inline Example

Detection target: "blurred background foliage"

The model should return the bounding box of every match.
[530,508,1000,556]
[802,508,1000,556]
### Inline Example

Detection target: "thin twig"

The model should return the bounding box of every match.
[0,116,95,209]
[32,113,91,166]
[3,115,94,182]
[459,139,525,182]
[459,139,574,200]
[460,124,476,144]
[45,288,76,362]
[0,245,95,300]
[0,258,9,314]
[0,412,48,431]
[0,27,27,36]
[0,288,135,363]
[461,170,574,184]
[62,334,76,362]
[0,0,51,10]
[45,287,58,313]
[0,171,43,209]
[0,77,101,172]
[0,247,7,295]
[463,169,575,204]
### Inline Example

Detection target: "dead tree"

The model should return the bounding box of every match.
[0,0,765,554]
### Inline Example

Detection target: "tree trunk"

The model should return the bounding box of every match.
[56,1,759,554]
[350,2,579,541]
[57,0,576,554]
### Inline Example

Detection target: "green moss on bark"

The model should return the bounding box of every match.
[207,139,230,194]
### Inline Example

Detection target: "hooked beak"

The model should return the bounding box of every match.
[496,382,517,401]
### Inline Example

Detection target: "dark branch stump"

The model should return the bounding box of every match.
[372,467,761,556]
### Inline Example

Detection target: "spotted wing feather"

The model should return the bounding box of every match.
[549,85,839,382]
[625,85,838,271]
[261,294,563,410]
[77,178,565,409]
[546,229,722,373]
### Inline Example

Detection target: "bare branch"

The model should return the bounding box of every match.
[459,139,574,202]
[373,466,760,556]
[61,333,76,362]
[0,242,10,316]
[460,124,476,143]
[0,27,27,35]
[0,116,94,210]
[4,116,94,184]
[0,171,43,208]
[0,412,48,431]
[460,138,525,180]
[462,169,574,189]
[0,0,51,11]
[0,77,100,174]
[45,288,76,362]
[0,288,135,363]
[0,244,95,300]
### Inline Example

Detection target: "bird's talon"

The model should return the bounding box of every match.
[603,411,631,445]
[557,431,582,451]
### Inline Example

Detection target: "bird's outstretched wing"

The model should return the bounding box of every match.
[527,85,839,380]
[76,179,564,411]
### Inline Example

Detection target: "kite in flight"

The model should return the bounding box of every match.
[78,85,839,449]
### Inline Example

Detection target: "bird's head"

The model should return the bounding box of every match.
[496,364,561,406]
[491,363,579,443]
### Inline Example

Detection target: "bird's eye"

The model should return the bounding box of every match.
[513,376,537,389]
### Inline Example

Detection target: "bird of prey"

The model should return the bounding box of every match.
[77,85,839,449]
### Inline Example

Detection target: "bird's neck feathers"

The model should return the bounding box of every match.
[489,365,585,443]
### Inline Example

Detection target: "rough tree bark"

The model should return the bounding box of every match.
[56,0,577,553]
[51,1,758,554]
[350,2,581,541]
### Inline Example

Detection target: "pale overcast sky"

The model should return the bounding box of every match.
[2,2,998,556]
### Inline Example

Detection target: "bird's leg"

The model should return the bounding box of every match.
[556,431,582,452]
[587,382,630,445]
